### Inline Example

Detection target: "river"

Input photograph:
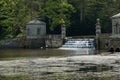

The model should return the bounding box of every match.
[0,49,120,80]
[0,49,94,59]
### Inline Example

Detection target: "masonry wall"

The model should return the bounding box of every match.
[46,35,63,48]
[21,38,45,48]
[99,34,120,52]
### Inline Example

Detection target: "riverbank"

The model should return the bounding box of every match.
[0,52,120,80]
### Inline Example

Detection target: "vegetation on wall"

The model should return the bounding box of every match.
[0,0,120,39]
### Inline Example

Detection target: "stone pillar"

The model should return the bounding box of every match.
[96,18,101,38]
[61,19,66,39]
[113,27,115,35]
[112,21,115,35]
[114,22,119,35]
[118,24,119,35]
[119,27,120,35]
[96,18,101,54]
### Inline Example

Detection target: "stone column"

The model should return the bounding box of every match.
[95,18,101,54]
[115,22,119,35]
[119,27,120,36]
[96,18,101,38]
[112,21,114,35]
[61,19,66,39]
[118,24,119,35]
[113,27,115,35]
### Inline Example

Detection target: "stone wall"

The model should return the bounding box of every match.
[46,35,63,48]
[99,34,120,52]
[21,38,45,48]
[0,38,46,49]
[0,39,22,48]
[109,38,120,51]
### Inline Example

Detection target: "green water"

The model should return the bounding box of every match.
[0,49,119,80]
[0,49,93,59]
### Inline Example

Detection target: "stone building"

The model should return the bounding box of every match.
[22,19,46,48]
[111,13,120,38]
[24,19,64,48]
[26,19,46,39]
[0,19,47,49]
[109,13,120,51]
[99,13,120,52]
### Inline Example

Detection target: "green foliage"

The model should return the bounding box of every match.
[43,0,75,30]
[0,0,42,39]
[0,0,120,39]
[68,0,120,35]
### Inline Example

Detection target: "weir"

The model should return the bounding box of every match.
[59,38,95,54]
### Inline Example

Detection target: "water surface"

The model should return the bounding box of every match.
[0,49,120,80]
[0,49,94,59]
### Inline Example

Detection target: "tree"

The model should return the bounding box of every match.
[1,0,120,38]
[0,0,43,39]
[68,0,120,35]
[43,0,75,30]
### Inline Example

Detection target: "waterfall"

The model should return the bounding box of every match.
[59,38,95,54]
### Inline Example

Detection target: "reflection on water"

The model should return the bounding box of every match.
[0,49,95,59]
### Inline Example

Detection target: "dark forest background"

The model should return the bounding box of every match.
[0,0,120,39]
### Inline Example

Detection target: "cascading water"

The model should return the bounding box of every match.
[59,38,95,54]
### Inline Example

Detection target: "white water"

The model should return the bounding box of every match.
[59,38,95,54]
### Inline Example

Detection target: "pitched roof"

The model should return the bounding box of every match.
[111,13,120,19]
[27,19,46,25]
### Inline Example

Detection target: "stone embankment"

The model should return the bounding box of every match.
[0,39,21,48]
